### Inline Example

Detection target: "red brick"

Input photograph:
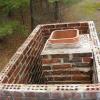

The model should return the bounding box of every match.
[72,75,90,81]
[13,67,20,77]
[71,70,92,75]
[42,66,51,70]
[2,77,8,83]
[51,54,69,58]
[51,70,71,75]
[52,64,71,69]
[8,76,15,83]
[63,93,72,99]
[83,57,92,63]
[7,66,16,77]
[54,76,71,81]
[80,22,88,26]
[14,75,19,83]
[42,58,61,64]
[43,71,51,76]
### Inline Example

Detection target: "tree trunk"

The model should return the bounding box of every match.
[30,0,35,31]
[20,8,24,25]
[54,1,59,21]
[8,10,12,18]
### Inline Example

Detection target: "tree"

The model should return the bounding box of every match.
[48,0,60,21]
[0,0,29,39]
[48,0,81,21]
[30,0,35,30]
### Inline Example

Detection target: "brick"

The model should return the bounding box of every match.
[82,29,88,34]
[83,57,92,63]
[51,54,69,58]
[11,91,23,97]
[36,92,49,100]
[14,75,19,83]
[49,92,62,99]
[73,53,92,57]
[7,66,16,77]
[2,77,8,83]
[41,55,48,59]
[52,64,71,69]
[80,22,88,26]
[72,75,91,81]
[54,76,71,81]
[72,93,81,100]
[51,70,71,75]
[47,77,53,81]
[84,92,96,99]
[13,67,20,77]
[55,24,68,28]
[71,70,92,75]
[72,62,91,67]
[0,22,99,99]
[51,70,70,75]
[43,25,55,29]
[64,57,82,63]
[8,76,15,83]
[42,58,61,64]
[63,93,72,99]
[79,26,88,30]
[42,66,51,70]
[43,71,51,76]
[68,23,80,27]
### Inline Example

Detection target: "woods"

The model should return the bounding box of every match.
[0,0,83,39]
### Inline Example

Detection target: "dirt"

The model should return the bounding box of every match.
[0,34,27,71]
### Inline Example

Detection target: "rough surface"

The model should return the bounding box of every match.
[41,34,92,55]
[41,34,93,84]
[0,21,100,99]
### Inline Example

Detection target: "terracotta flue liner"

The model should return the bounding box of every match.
[48,29,79,44]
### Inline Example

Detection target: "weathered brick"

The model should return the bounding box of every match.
[42,58,61,64]
[42,66,51,70]
[52,64,71,69]
[0,22,99,99]
[68,23,80,28]
[72,62,91,67]
[51,54,69,58]
[47,77,53,81]
[72,75,91,81]
[64,57,82,63]
[41,55,48,59]
[8,76,15,83]
[51,70,71,75]
[83,92,96,99]
[63,92,72,99]
[80,22,89,26]
[2,77,8,83]
[43,71,51,76]
[83,57,92,63]
[54,76,71,81]
[72,93,82,100]
[73,53,92,57]
[71,70,92,75]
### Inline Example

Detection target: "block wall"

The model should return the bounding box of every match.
[43,22,89,41]
[0,21,99,100]
[42,53,93,84]
[0,22,90,84]
[0,25,45,84]
[0,84,100,100]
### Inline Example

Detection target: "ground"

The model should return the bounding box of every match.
[0,34,26,71]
